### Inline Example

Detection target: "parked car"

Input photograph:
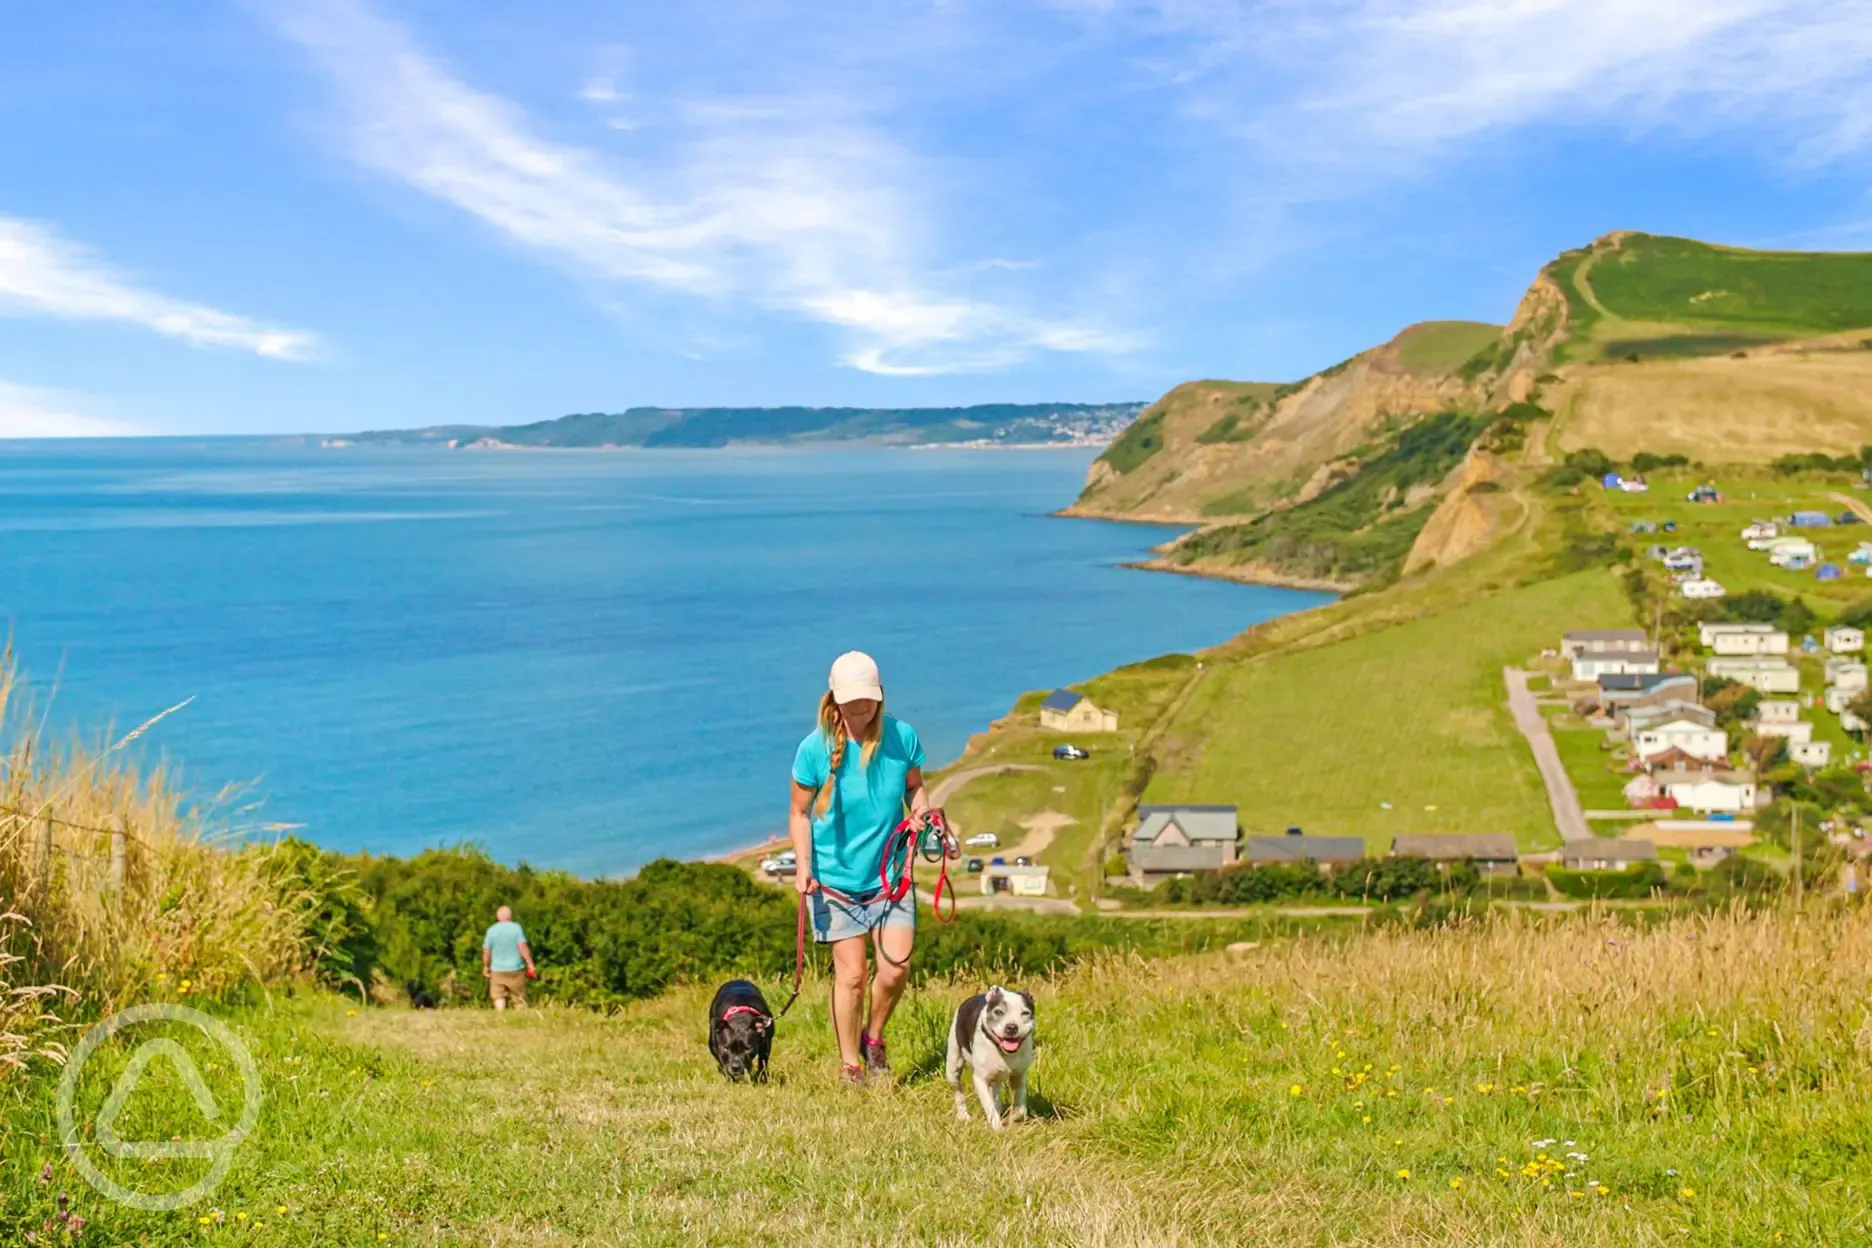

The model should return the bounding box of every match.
[1052,743,1090,761]
[964,832,999,849]
[990,856,1006,866]
[1015,856,1032,866]
[966,857,984,873]
[761,851,797,876]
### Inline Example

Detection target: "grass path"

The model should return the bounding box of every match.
[17,908,1872,1245]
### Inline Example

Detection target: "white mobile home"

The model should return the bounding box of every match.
[1826,625,1866,654]
[1633,719,1730,762]
[1697,622,1789,656]
[1570,650,1661,681]
[1660,773,1758,814]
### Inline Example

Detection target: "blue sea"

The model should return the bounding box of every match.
[0,441,1328,875]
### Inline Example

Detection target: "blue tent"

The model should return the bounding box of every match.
[1791,510,1833,527]
[1601,472,1623,489]
[1818,563,1845,581]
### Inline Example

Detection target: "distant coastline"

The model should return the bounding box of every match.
[336,401,1147,453]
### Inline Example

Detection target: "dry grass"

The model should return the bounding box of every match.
[0,653,307,1072]
[1553,346,1872,459]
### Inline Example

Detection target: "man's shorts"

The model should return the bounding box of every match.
[489,969,528,1007]
[810,889,915,944]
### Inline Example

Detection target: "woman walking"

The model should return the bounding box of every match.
[789,650,931,1084]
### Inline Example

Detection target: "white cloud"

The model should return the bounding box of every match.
[264,0,1132,375]
[0,217,320,361]
[0,382,137,439]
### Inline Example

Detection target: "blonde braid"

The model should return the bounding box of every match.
[814,692,843,818]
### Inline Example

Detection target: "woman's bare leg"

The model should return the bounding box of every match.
[830,935,869,1068]
[865,923,914,1042]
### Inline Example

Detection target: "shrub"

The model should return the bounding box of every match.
[1099,409,1167,474]
[1771,452,1860,475]
[1547,862,1667,900]
[1631,452,1691,472]
[1565,448,1616,479]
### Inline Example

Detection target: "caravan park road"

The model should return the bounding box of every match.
[1504,668,1589,843]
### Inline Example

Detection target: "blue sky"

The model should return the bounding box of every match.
[3,0,1872,436]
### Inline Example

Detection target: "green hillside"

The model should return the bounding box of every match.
[1547,232,1872,362]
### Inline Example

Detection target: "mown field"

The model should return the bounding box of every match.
[1140,570,1631,849]
[13,907,1872,1246]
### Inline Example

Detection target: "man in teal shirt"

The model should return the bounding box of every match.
[481,905,536,1010]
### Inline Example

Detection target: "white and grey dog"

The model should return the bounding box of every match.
[945,986,1036,1128]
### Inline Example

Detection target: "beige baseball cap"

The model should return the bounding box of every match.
[828,651,884,704]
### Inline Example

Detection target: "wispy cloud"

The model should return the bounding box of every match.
[0,217,320,360]
[264,0,1132,375]
[0,382,137,439]
[1063,0,1872,179]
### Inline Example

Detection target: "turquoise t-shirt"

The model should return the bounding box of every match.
[482,920,528,972]
[792,715,926,897]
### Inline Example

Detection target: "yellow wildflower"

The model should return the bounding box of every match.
[1449,1177,1464,1190]
[1396,1168,1411,1179]
[1289,1084,1303,1097]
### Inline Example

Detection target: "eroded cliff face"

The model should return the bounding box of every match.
[1069,326,1495,523]
[1402,449,1511,576]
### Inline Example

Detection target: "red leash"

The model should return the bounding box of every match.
[775,809,958,1016]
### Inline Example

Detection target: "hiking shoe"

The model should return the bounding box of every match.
[861,1033,891,1080]
[837,1062,865,1087]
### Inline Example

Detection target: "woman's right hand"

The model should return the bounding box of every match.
[795,871,820,896]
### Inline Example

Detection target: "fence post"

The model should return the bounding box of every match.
[109,818,128,894]
[39,811,54,894]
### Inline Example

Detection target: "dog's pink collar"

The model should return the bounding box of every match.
[720,1005,768,1022]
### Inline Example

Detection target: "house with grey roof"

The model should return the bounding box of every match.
[1560,839,1659,870]
[1389,834,1520,876]
[1560,629,1650,659]
[1039,688,1118,733]
[1240,834,1367,869]
[1126,804,1238,883]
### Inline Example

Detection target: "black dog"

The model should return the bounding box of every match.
[405,980,439,1010]
[708,979,774,1083]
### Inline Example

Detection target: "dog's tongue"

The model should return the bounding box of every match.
[995,1034,1024,1053]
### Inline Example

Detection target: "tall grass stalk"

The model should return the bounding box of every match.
[0,654,305,1072]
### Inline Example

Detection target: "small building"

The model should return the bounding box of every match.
[1846,708,1871,734]
[1038,689,1119,733]
[1751,716,1814,744]
[1127,804,1239,883]
[1598,672,1699,710]
[1790,510,1834,528]
[1561,839,1660,870]
[1741,521,1778,544]
[1792,740,1834,768]
[1662,549,1702,573]
[1698,622,1789,656]
[1660,772,1758,814]
[980,862,1050,897]
[1826,659,1869,693]
[1389,834,1519,876]
[1570,649,1660,681]
[1826,684,1863,714]
[1644,824,1754,866]
[1240,834,1367,869]
[1756,699,1802,725]
[1623,699,1716,731]
[1633,718,1729,762]
[1705,657,1801,694]
[1560,628,1651,659]
[1678,579,1727,600]
[1827,625,1866,654]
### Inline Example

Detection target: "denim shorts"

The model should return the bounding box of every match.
[810,889,916,943]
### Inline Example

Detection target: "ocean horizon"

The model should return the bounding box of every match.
[0,439,1330,876]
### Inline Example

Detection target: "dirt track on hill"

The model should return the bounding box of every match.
[1504,667,1589,842]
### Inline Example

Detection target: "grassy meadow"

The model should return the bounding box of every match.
[12,906,1872,1246]
[1140,570,1630,850]
[1595,473,1872,611]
